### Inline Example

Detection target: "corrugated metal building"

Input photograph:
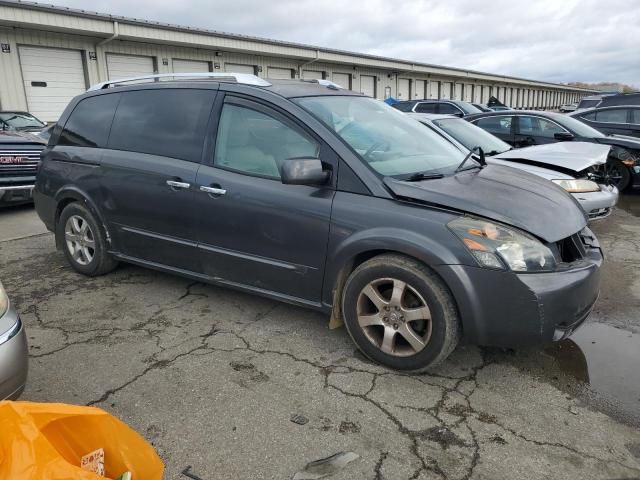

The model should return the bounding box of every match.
[0,0,595,121]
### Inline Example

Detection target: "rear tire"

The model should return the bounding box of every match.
[608,159,631,191]
[341,254,461,372]
[56,202,118,276]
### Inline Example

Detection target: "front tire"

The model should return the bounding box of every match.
[56,202,118,276]
[608,159,631,191]
[341,254,461,372]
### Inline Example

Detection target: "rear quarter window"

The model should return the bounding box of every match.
[107,89,215,163]
[58,94,121,148]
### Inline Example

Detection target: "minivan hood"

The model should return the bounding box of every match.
[492,142,609,172]
[384,165,587,243]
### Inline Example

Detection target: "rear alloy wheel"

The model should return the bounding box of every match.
[65,215,95,266]
[608,159,631,191]
[342,254,461,372]
[56,202,119,276]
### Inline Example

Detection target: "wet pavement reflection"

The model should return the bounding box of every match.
[616,190,640,217]
[545,323,640,426]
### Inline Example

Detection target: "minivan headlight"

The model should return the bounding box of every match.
[448,217,556,272]
[0,281,8,318]
[552,179,599,193]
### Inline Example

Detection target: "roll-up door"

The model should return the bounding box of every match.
[360,75,376,97]
[474,85,483,103]
[441,82,452,99]
[225,63,256,75]
[18,46,87,121]
[303,70,324,80]
[414,80,425,99]
[397,78,410,100]
[268,67,293,79]
[332,73,351,89]
[428,81,439,99]
[454,83,462,100]
[173,59,210,73]
[106,53,155,80]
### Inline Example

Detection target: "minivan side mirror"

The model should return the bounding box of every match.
[554,131,574,141]
[280,158,330,186]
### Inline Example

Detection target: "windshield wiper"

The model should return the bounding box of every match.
[405,172,445,182]
[455,146,486,173]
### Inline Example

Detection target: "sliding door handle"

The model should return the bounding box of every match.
[166,180,191,189]
[200,186,226,195]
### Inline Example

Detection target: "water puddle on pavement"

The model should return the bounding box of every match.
[617,191,640,217]
[544,322,640,426]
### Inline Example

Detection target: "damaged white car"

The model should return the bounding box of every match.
[409,113,618,220]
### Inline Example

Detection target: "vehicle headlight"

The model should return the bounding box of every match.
[552,179,600,193]
[448,217,556,272]
[0,281,8,318]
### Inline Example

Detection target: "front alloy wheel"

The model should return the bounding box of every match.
[357,278,432,357]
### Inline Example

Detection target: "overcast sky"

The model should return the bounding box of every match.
[47,0,640,87]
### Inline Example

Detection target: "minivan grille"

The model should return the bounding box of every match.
[0,150,42,177]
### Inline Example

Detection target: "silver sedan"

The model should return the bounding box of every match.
[0,280,28,400]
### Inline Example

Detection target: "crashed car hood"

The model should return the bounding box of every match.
[595,135,640,150]
[492,142,609,172]
[384,165,587,243]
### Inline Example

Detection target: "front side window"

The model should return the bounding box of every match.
[108,89,215,162]
[595,109,628,123]
[518,116,566,138]
[433,118,511,155]
[295,95,466,178]
[438,103,463,115]
[214,103,319,179]
[474,116,512,135]
[58,94,120,148]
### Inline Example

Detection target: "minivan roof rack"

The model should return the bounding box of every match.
[88,72,272,91]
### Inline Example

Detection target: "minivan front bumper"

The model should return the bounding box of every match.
[436,246,602,347]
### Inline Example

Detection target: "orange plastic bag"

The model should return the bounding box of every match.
[0,401,164,480]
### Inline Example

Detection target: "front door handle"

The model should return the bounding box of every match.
[166,180,191,189]
[200,186,227,195]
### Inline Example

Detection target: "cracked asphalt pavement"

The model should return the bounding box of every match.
[1,202,640,480]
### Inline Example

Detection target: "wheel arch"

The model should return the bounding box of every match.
[53,187,114,251]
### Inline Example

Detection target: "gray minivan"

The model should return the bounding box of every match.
[34,74,602,371]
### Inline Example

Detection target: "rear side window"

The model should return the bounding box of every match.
[474,116,512,135]
[415,103,437,113]
[595,109,628,123]
[58,94,120,148]
[108,89,215,162]
[631,109,640,125]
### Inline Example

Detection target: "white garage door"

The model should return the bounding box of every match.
[107,54,154,80]
[360,75,375,97]
[18,46,87,121]
[454,83,463,100]
[414,80,425,99]
[441,82,452,99]
[173,59,210,73]
[268,67,292,79]
[474,85,483,103]
[397,78,410,100]
[225,63,255,75]
[332,73,351,89]
[303,70,324,80]
[428,81,439,99]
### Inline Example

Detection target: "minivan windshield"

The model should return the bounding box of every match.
[432,117,511,155]
[295,96,467,177]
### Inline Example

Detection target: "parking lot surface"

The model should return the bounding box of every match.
[1,201,640,480]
